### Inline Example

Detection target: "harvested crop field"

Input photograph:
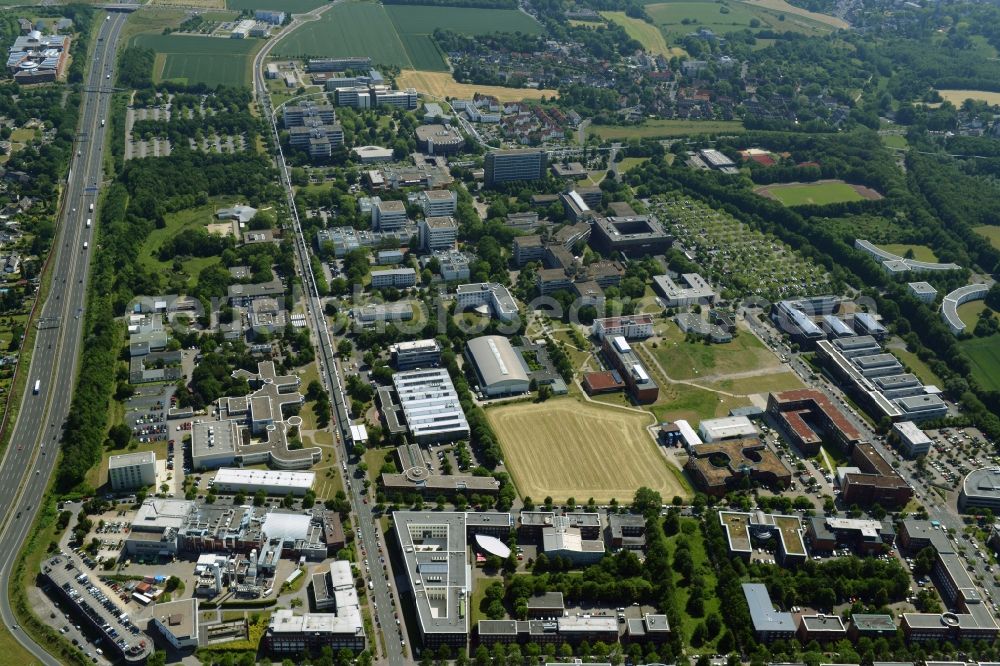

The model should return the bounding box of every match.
[487,398,690,503]
[397,70,558,101]
[755,179,881,205]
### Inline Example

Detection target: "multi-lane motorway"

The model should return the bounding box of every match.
[0,11,127,664]
[251,15,411,665]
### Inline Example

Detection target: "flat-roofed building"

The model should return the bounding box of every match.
[418,189,457,217]
[513,235,544,267]
[418,216,458,252]
[311,560,358,613]
[607,513,647,551]
[556,616,618,644]
[373,198,409,231]
[264,608,366,655]
[390,338,441,370]
[354,302,414,325]
[853,312,888,339]
[591,216,672,258]
[415,124,464,155]
[541,516,606,565]
[526,592,565,618]
[150,598,199,649]
[698,415,758,442]
[688,440,791,497]
[960,468,1000,512]
[766,389,863,455]
[743,583,796,642]
[848,614,896,641]
[592,315,654,341]
[653,272,716,307]
[455,282,518,322]
[719,511,806,564]
[601,335,658,404]
[370,267,416,289]
[806,516,894,554]
[108,451,156,491]
[895,393,948,422]
[772,299,825,346]
[626,614,671,642]
[464,335,530,397]
[908,281,938,303]
[798,614,846,642]
[392,368,469,443]
[210,468,315,496]
[831,335,881,358]
[841,442,913,507]
[395,511,512,648]
[893,421,932,458]
[519,511,602,541]
[484,149,547,186]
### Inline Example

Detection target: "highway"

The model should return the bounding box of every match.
[0,11,127,664]
[251,13,411,665]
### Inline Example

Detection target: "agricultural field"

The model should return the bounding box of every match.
[487,398,689,503]
[133,33,258,87]
[588,119,744,139]
[960,336,1000,392]
[653,195,832,300]
[151,0,225,8]
[974,225,1000,250]
[755,179,879,206]
[935,90,1000,106]
[877,243,938,263]
[645,0,833,40]
[397,70,558,101]
[227,0,327,12]
[275,2,541,71]
[600,11,685,56]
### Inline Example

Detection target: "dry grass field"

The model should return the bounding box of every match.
[741,0,848,29]
[396,70,559,102]
[487,398,690,503]
[935,90,1000,106]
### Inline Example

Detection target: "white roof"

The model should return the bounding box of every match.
[261,512,312,542]
[893,421,932,445]
[350,424,368,442]
[698,415,758,441]
[474,534,511,558]
[674,419,703,447]
[212,468,315,490]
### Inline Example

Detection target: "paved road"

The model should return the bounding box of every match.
[0,11,127,664]
[251,13,411,665]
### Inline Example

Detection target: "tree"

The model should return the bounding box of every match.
[253,490,266,506]
[633,486,662,516]
[108,423,132,448]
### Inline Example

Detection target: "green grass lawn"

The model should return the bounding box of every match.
[646,321,783,381]
[958,300,989,330]
[960,335,1000,392]
[881,134,908,149]
[133,33,259,87]
[764,181,864,206]
[385,5,542,36]
[600,11,684,56]
[589,119,744,139]
[890,347,944,388]
[618,156,651,172]
[136,201,226,289]
[697,371,804,395]
[974,225,1000,251]
[877,243,938,262]
[664,516,721,653]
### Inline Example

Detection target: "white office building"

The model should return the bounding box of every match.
[418,216,458,252]
[372,198,409,231]
[455,282,519,322]
[390,339,441,370]
[392,368,470,443]
[370,268,416,289]
[418,189,457,217]
[210,468,315,496]
[108,451,156,491]
[893,421,932,458]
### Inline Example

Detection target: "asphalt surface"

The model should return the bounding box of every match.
[0,12,126,664]
[252,14,411,664]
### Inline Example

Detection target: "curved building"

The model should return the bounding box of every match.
[959,467,1000,512]
[464,335,530,397]
[941,283,989,334]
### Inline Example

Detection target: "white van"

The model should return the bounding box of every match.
[83,241,88,250]
[85,218,91,228]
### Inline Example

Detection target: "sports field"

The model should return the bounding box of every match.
[600,11,685,57]
[755,180,879,206]
[134,33,257,87]
[488,398,690,503]
[397,70,558,101]
[275,2,541,71]
[589,119,744,139]
[227,0,326,12]
[975,225,1000,250]
[960,335,1000,392]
